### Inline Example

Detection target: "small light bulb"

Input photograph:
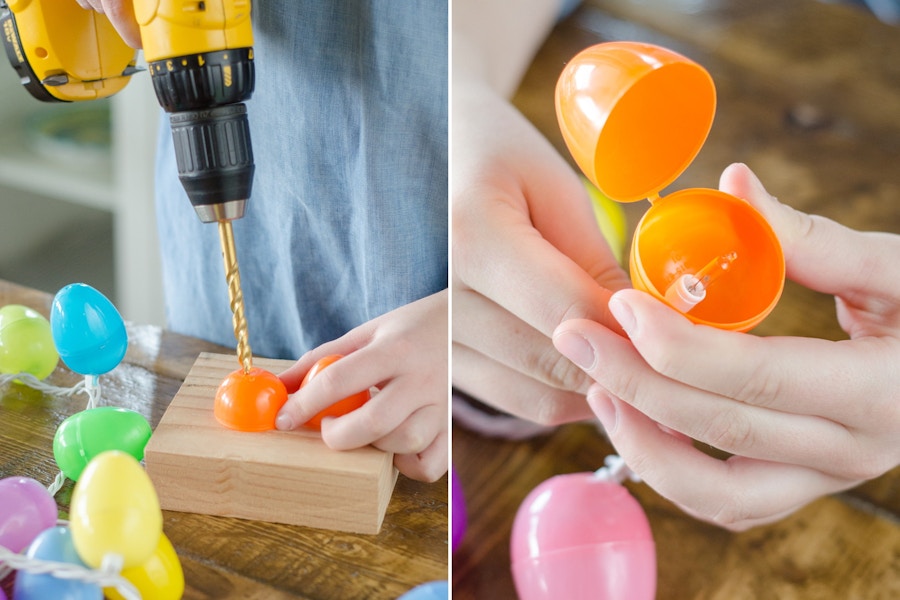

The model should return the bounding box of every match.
[665,252,738,313]
[686,252,738,295]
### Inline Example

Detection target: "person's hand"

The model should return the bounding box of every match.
[276,291,448,483]
[75,0,141,48]
[553,163,900,530]
[452,81,630,426]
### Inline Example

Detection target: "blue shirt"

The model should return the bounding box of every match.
[154,2,448,360]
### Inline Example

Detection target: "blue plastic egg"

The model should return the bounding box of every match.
[13,526,102,600]
[397,581,449,600]
[50,284,127,376]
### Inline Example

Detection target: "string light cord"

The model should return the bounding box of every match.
[0,373,84,398]
[0,544,141,599]
[0,372,103,496]
[593,454,641,484]
[0,373,101,407]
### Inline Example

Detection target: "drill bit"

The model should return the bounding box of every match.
[217,219,253,374]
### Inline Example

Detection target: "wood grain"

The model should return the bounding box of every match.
[145,353,398,535]
[453,0,900,598]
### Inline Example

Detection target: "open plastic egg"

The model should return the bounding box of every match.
[556,41,784,331]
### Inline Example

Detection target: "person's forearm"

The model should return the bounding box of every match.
[453,0,564,98]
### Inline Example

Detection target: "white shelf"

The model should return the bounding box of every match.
[0,58,165,326]
[0,111,115,211]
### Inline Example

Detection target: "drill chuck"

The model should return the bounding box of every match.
[148,48,255,223]
[168,103,254,223]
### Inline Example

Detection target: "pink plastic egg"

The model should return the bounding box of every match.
[0,477,58,553]
[511,472,656,600]
[451,466,466,552]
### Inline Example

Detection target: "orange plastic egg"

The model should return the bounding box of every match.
[214,367,288,432]
[556,41,784,331]
[301,354,370,430]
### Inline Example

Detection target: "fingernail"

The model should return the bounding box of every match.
[275,413,293,431]
[554,330,596,370]
[588,389,618,435]
[609,294,636,336]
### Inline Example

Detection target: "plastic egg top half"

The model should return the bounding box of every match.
[556,41,785,331]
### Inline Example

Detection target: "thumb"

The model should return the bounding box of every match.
[719,163,897,298]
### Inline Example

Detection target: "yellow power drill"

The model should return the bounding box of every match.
[0,0,255,372]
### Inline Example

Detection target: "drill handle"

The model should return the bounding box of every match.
[1,0,136,102]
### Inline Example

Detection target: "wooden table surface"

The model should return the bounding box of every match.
[453,0,900,598]
[0,280,448,600]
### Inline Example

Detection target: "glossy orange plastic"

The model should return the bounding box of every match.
[556,41,784,331]
[214,367,288,432]
[301,355,370,430]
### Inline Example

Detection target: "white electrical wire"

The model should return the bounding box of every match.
[0,545,140,600]
[1,371,103,497]
[1,373,141,597]
[593,454,641,484]
[0,372,84,398]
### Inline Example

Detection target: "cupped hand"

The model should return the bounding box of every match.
[554,163,900,530]
[452,81,630,426]
[277,291,448,483]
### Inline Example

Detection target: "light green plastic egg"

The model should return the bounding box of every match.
[0,304,59,380]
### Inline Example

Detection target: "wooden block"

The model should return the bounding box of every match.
[144,352,398,535]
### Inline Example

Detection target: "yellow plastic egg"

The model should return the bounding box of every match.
[104,533,184,600]
[69,451,162,569]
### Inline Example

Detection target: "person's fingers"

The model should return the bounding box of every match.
[277,354,317,394]
[453,287,592,394]
[555,318,872,480]
[674,499,809,531]
[321,390,438,452]
[604,289,898,431]
[277,325,371,393]
[454,86,630,292]
[452,392,557,440]
[280,291,446,435]
[279,291,444,391]
[454,194,625,339]
[393,429,449,483]
[721,163,900,305]
[363,405,443,455]
[453,92,630,340]
[453,342,594,425]
[587,389,856,531]
[73,0,142,48]
[277,347,383,430]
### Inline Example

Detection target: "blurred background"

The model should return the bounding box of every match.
[0,50,163,325]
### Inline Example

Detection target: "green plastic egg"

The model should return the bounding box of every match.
[53,407,152,481]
